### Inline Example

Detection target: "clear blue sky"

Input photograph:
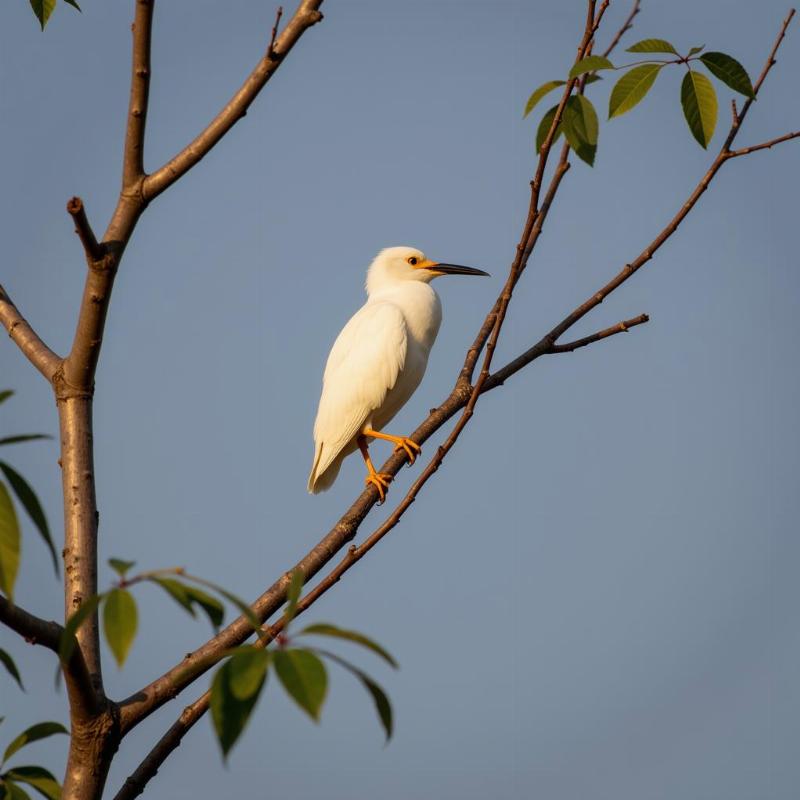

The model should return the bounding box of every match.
[2,1,798,798]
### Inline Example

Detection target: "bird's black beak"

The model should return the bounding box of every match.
[430,262,490,277]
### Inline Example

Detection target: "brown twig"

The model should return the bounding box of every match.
[731,98,740,125]
[725,130,800,157]
[142,0,323,201]
[547,314,650,353]
[66,197,103,263]
[0,285,61,380]
[267,5,284,59]
[601,0,641,57]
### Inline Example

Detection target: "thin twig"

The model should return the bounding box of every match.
[601,0,641,58]
[0,284,61,380]
[66,197,103,263]
[142,0,323,201]
[267,5,284,59]
[725,130,800,157]
[548,314,650,353]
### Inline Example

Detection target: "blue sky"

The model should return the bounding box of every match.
[1,1,798,798]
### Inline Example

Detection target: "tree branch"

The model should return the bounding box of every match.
[0,284,61,381]
[601,0,641,57]
[725,130,800,158]
[122,0,154,189]
[547,314,650,353]
[142,0,324,201]
[66,197,103,263]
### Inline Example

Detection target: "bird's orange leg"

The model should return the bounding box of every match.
[357,435,393,503]
[363,428,422,465]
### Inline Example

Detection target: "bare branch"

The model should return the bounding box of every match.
[601,0,641,58]
[0,284,61,381]
[725,130,800,158]
[142,0,324,201]
[67,197,103,263]
[122,0,154,189]
[731,98,740,126]
[548,314,650,353]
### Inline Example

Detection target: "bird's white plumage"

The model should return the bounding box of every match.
[309,245,481,494]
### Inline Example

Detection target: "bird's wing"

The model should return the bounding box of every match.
[310,302,408,485]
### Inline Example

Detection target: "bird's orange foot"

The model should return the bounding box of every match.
[393,437,421,465]
[365,471,393,503]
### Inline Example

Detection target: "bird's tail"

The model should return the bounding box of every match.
[307,443,345,494]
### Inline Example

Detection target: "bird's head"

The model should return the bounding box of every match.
[366,246,489,294]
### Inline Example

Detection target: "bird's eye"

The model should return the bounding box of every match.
[408,257,418,265]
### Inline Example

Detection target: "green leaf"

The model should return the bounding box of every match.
[284,569,304,627]
[700,51,755,99]
[523,80,565,118]
[4,767,61,800]
[149,577,224,629]
[535,105,563,152]
[226,647,270,701]
[0,483,20,601]
[108,558,135,578]
[3,780,33,800]
[298,623,398,668]
[316,649,393,742]
[274,649,327,722]
[562,95,599,165]
[0,649,24,691]
[63,0,81,10]
[681,69,718,148]
[583,74,603,85]
[60,594,103,663]
[0,391,13,405]
[0,436,51,447]
[568,55,614,78]
[608,63,662,118]
[103,589,137,668]
[626,38,678,55]
[0,463,57,576]
[210,652,267,758]
[687,45,705,57]
[28,0,56,31]
[2,723,67,766]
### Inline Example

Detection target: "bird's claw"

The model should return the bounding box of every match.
[365,471,393,504]
[393,437,421,465]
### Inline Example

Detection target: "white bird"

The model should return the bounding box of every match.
[308,246,489,501]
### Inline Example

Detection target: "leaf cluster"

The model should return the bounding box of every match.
[524,38,755,160]
[209,572,397,759]
[0,719,66,800]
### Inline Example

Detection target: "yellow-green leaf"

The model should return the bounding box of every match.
[535,105,563,152]
[298,623,398,668]
[568,55,613,79]
[626,38,678,55]
[210,651,267,759]
[0,463,57,576]
[523,80,565,118]
[0,649,24,692]
[561,95,599,166]
[609,63,662,118]
[700,51,755,99]
[681,69,718,148]
[0,482,20,601]
[60,594,103,663]
[274,649,327,722]
[108,558,135,578]
[28,0,56,30]
[103,589,138,668]
[5,766,61,800]
[284,569,304,626]
[2,722,67,765]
